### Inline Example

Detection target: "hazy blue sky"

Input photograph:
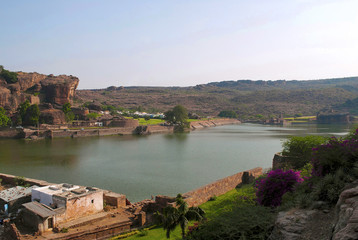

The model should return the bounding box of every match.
[1,0,357,89]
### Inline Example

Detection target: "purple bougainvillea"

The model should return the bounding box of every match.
[256,169,303,207]
[311,129,358,177]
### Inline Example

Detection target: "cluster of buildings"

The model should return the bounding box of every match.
[0,180,127,235]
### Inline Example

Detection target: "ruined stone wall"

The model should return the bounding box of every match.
[183,167,262,207]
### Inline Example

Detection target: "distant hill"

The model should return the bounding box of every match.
[75,77,358,118]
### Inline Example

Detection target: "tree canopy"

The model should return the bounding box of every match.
[155,194,205,239]
[17,101,40,126]
[165,105,188,124]
[0,66,18,84]
[62,102,75,122]
[0,107,10,127]
[218,110,238,118]
[24,104,40,126]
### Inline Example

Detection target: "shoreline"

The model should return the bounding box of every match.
[0,118,241,140]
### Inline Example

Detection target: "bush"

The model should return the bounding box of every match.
[256,169,303,207]
[0,68,18,84]
[311,131,358,178]
[218,110,238,118]
[0,107,10,127]
[187,204,274,240]
[281,135,327,169]
[15,176,28,187]
[87,112,100,120]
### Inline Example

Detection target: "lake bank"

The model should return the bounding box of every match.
[0,118,240,140]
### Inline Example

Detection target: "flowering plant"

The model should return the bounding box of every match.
[311,129,358,177]
[256,169,303,207]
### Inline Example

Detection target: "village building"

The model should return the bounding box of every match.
[0,186,37,213]
[22,183,104,233]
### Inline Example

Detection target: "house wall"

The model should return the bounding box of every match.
[103,192,126,208]
[32,188,54,206]
[64,191,103,221]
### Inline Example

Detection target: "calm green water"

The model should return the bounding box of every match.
[0,123,352,202]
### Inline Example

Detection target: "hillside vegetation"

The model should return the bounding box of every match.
[76,77,358,118]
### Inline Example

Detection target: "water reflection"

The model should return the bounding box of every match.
[0,123,351,202]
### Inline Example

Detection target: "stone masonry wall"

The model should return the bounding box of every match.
[182,167,262,207]
[0,172,52,187]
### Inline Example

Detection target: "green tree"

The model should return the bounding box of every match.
[155,194,205,239]
[218,110,238,118]
[24,104,40,126]
[62,102,72,114]
[282,135,327,169]
[87,112,100,120]
[166,105,188,123]
[62,102,75,122]
[18,100,31,122]
[0,67,18,84]
[0,107,10,126]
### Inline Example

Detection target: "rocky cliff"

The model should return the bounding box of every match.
[0,71,79,112]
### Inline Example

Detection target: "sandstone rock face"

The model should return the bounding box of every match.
[269,209,317,240]
[40,75,79,106]
[39,106,66,125]
[332,181,358,240]
[0,72,79,112]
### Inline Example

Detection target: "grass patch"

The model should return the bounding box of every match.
[121,185,261,240]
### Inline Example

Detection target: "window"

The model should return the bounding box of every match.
[91,199,94,204]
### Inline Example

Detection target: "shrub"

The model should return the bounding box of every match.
[15,176,27,187]
[87,112,100,120]
[0,107,10,127]
[187,204,274,240]
[256,169,303,207]
[218,110,238,118]
[311,131,358,178]
[0,68,18,84]
[281,135,327,169]
[208,195,217,201]
[137,229,148,237]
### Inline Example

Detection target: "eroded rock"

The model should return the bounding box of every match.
[332,181,358,240]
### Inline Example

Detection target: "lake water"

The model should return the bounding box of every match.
[0,123,352,202]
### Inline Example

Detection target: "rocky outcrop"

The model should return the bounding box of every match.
[0,71,79,112]
[40,75,78,106]
[40,108,66,125]
[332,181,358,240]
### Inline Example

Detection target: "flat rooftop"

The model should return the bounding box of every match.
[0,186,37,202]
[33,183,101,200]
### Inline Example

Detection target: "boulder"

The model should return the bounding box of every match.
[332,181,358,240]
[40,109,66,125]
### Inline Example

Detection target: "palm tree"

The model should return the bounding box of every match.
[155,194,205,239]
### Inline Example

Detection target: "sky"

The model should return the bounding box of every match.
[1,0,357,89]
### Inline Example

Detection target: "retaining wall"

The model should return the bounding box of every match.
[0,173,52,187]
[183,167,262,206]
[190,118,240,130]
[0,129,21,139]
